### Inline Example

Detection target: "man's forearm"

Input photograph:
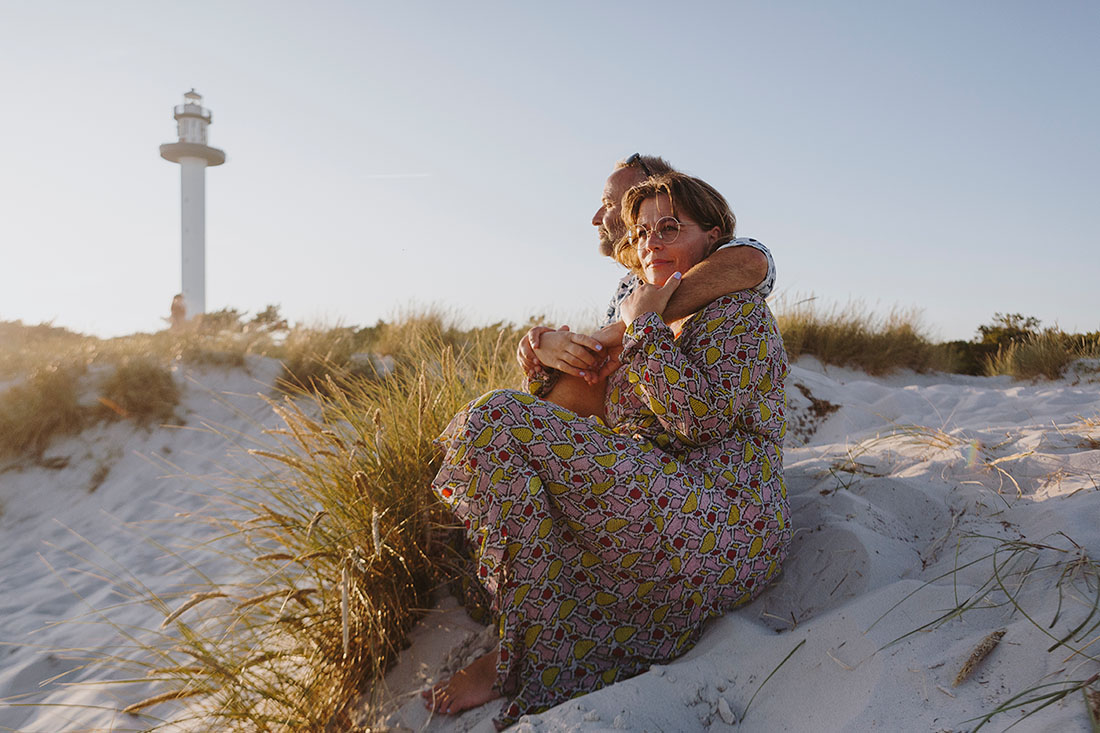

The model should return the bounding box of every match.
[662,245,768,322]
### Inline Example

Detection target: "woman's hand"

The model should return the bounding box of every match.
[533,326,605,378]
[517,326,553,375]
[619,272,682,326]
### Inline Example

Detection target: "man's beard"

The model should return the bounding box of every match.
[597,225,623,258]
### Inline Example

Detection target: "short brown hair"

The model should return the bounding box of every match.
[614,172,737,274]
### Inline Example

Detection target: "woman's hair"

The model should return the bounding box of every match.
[614,172,737,274]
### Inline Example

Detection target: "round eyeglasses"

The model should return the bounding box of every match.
[629,216,685,246]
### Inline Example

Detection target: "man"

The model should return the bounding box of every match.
[517,154,775,415]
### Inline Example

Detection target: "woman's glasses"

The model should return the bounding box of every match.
[629,216,684,246]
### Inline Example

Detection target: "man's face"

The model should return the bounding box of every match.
[592,166,646,257]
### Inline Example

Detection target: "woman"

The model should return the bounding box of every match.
[424,172,790,728]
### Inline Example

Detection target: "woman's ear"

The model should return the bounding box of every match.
[706,227,721,245]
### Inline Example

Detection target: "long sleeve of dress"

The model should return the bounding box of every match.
[617,299,780,447]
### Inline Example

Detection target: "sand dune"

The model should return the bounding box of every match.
[2,357,1098,731]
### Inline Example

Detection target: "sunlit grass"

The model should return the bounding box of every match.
[772,298,958,375]
[45,315,523,729]
[984,329,1100,380]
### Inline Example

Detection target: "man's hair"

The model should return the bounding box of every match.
[615,172,737,275]
[614,154,675,178]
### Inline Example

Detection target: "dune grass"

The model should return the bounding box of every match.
[3,301,1093,462]
[772,299,958,375]
[0,364,86,459]
[97,359,181,424]
[983,329,1100,380]
[74,317,524,730]
[0,313,285,459]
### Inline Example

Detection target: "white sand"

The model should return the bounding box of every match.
[2,356,1099,731]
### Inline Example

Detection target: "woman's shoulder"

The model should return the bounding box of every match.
[696,290,768,320]
[680,291,775,344]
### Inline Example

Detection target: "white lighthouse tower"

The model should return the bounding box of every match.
[159,90,225,318]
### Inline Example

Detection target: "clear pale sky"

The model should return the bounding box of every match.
[2,1,1097,341]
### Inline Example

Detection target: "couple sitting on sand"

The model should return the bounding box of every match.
[425,154,791,729]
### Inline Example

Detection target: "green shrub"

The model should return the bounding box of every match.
[938,341,998,376]
[977,313,1040,348]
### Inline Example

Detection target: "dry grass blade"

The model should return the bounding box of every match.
[970,673,1100,731]
[248,449,306,471]
[160,592,227,628]
[341,564,350,659]
[953,629,1005,686]
[741,638,806,721]
[234,588,292,611]
[253,553,293,562]
[122,686,213,714]
[305,509,327,541]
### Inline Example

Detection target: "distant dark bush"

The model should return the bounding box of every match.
[938,341,999,376]
[977,313,1040,348]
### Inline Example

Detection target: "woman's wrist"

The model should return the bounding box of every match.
[622,311,668,355]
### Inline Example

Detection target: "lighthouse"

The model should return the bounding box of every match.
[159,90,225,318]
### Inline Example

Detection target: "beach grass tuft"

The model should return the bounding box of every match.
[983,328,1100,380]
[773,298,957,375]
[97,358,180,424]
[61,314,525,729]
[0,363,86,459]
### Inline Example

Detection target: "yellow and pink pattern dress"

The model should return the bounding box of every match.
[433,291,790,728]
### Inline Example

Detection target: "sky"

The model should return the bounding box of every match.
[1,0,1097,342]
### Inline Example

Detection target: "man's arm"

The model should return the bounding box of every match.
[661,244,768,323]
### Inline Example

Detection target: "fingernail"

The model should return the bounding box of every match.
[579,371,586,377]
[673,271,682,279]
[595,344,602,350]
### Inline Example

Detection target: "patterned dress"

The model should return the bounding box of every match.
[432,291,790,728]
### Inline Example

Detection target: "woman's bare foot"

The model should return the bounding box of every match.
[421,650,501,715]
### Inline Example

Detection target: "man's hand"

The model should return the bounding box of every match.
[534,327,605,378]
[619,272,682,325]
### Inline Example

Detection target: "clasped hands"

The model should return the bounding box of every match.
[517,273,682,386]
